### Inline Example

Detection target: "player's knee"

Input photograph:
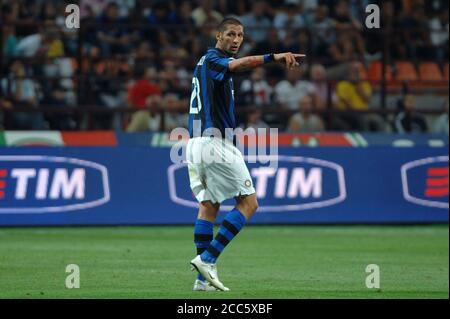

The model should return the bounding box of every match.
[198,202,219,221]
[251,198,259,213]
[243,197,258,214]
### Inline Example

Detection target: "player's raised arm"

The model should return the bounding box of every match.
[228,53,306,73]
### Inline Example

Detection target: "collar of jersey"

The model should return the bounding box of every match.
[208,47,233,58]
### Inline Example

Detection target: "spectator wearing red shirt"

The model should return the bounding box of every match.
[127,67,163,132]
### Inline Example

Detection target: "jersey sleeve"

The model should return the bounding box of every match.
[208,53,233,81]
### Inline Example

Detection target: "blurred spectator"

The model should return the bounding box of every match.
[432,99,449,135]
[327,31,365,78]
[159,59,190,97]
[346,0,370,24]
[46,28,65,58]
[310,64,336,110]
[2,24,18,57]
[240,67,272,106]
[131,41,157,72]
[285,29,311,57]
[0,60,45,130]
[177,1,196,23]
[394,94,429,133]
[147,1,178,25]
[330,0,362,31]
[217,0,251,16]
[15,27,52,57]
[163,93,189,131]
[127,67,163,132]
[275,68,316,111]
[240,1,271,42]
[273,3,305,41]
[41,79,75,130]
[334,61,383,131]
[397,5,434,60]
[96,2,133,56]
[429,10,449,62]
[191,0,223,27]
[307,5,336,56]
[80,0,108,19]
[287,95,325,133]
[245,109,270,130]
[251,27,286,55]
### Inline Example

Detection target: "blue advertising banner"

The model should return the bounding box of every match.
[0,147,448,226]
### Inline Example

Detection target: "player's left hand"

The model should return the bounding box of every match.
[274,52,306,70]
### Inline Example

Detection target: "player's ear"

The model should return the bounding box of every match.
[216,31,222,42]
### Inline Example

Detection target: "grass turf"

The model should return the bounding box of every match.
[0,225,448,299]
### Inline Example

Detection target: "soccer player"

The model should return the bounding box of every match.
[187,18,305,291]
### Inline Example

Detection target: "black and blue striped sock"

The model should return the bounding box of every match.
[200,209,246,264]
[194,219,213,281]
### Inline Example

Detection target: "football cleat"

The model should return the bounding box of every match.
[190,255,230,291]
[193,279,219,291]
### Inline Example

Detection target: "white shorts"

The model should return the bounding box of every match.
[186,137,256,204]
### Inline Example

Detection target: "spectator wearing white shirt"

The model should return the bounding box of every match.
[240,67,272,106]
[191,0,224,27]
[429,10,449,62]
[275,67,316,111]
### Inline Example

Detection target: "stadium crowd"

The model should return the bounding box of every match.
[0,0,448,134]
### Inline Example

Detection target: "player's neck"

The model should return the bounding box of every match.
[214,45,233,57]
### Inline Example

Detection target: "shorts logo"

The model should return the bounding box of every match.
[244,180,252,188]
[401,156,449,209]
[0,156,110,214]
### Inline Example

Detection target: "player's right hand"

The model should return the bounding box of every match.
[274,52,306,70]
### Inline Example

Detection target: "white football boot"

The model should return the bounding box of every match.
[193,279,219,291]
[190,255,230,291]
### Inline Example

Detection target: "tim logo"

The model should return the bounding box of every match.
[0,156,110,213]
[401,156,449,209]
[168,156,346,212]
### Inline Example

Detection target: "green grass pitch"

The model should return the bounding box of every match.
[0,225,448,299]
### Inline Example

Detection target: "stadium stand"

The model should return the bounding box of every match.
[0,0,448,133]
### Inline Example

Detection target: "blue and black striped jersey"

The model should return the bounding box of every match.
[188,48,235,140]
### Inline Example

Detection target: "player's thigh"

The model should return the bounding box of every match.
[204,141,255,197]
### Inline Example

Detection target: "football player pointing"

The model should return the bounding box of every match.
[188,18,305,291]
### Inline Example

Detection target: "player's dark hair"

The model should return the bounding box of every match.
[217,18,243,33]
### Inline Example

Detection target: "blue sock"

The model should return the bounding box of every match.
[201,208,246,264]
[194,219,213,281]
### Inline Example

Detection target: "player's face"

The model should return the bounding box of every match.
[217,24,244,55]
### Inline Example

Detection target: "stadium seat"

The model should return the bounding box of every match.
[368,61,389,81]
[395,61,419,82]
[416,62,447,90]
[444,63,449,81]
[419,62,443,81]
[354,61,368,80]
[368,61,403,90]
